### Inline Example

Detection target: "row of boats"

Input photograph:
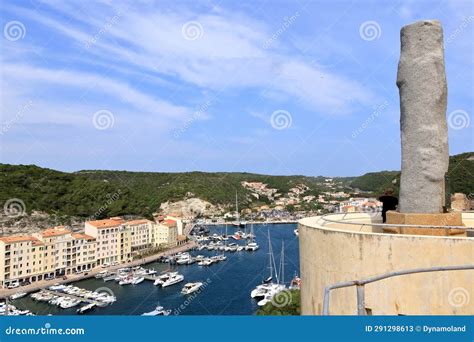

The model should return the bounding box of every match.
[30,284,116,313]
[196,241,259,252]
[0,301,34,315]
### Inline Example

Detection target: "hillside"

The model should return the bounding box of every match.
[0,152,472,220]
[0,165,327,219]
[349,152,474,196]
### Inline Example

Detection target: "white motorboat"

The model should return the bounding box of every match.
[103,273,117,282]
[245,242,259,251]
[227,243,238,252]
[181,282,203,295]
[49,284,66,291]
[60,299,81,309]
[236,246,244,252]
[141,305,171,316]
[251,283,285,300]
[143,268,157,275]
[10,292,27,300]
[77,303,95,314]
[245,225,259,251]
[176,255,192,265]
[195,255,205,261]
[197,258,213,266]
[95,270,108,279]
[153,272,178,286]
[294,228,299,236]
[162,274,184,287]
[119,276,133,285]
[132,277,144,285]
[216,254,227,261]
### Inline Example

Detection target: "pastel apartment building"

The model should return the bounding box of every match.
[0,226,97,288]
[0,217,180,287]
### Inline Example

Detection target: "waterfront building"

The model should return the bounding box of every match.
[0,216,180,287]
[85,217,125,265]
[123,219,153,253]
[152,219,178,248]
[0,236,49,287]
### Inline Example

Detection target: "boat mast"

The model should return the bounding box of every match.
[267,229,273,280]
[280,241,285,285]
[235,191,239,224]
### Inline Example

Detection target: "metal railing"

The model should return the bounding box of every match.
[319,212,469,231]
[322,264,474,315]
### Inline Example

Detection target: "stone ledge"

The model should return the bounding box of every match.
[385,211,466,236]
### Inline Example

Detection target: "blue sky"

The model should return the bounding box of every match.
[0,0,472,176]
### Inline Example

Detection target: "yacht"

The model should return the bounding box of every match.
[257,241,288,306]
[103,273,117,282]
[141,305,171,316]
[181,282,203,295]
[232,192,246,227]
[257,284,287,306]
[10,292,27,300]
[250,230,286,301]
[176,254,192,265]
[49,284,66,291]
[153,272,178,286]
[144,269,157,275]
[95,270,108,279]
[60,299,81,309]
[216,254,227,261]
[119,276,134,285]
[132,276,144,285]
[252,283,286,301]
[162,273,184,287]
[246,224,258,251]
[227,243,238,252]
[77,303,95,314]
[197,258,213,266]
[245,242,259,251]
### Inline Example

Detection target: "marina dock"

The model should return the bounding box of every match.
[41,289,103,306]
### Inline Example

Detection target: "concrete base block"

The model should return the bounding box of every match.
[385,211,466,236]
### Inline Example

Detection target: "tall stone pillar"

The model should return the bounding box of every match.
[386,20,465,236]
[396,20,449,213]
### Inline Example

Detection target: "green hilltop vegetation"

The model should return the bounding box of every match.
[0,164,328,219]
[0,152,472,219]
[348,152,474,196]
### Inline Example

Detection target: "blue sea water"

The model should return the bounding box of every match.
[12,223,299,316]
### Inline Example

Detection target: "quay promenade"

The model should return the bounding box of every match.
[0,241,196,299]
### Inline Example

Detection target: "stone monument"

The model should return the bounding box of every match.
[385,20,465,236]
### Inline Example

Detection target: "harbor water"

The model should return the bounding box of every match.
[11,223,299,315]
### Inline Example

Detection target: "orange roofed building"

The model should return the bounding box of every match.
[0,226,97,288]
[0,216,181,287]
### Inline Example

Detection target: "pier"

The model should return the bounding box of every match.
[41,289,103,306]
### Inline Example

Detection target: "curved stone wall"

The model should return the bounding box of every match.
[299,213,474,315]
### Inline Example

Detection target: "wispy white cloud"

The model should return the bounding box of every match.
[4,1,376,115]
